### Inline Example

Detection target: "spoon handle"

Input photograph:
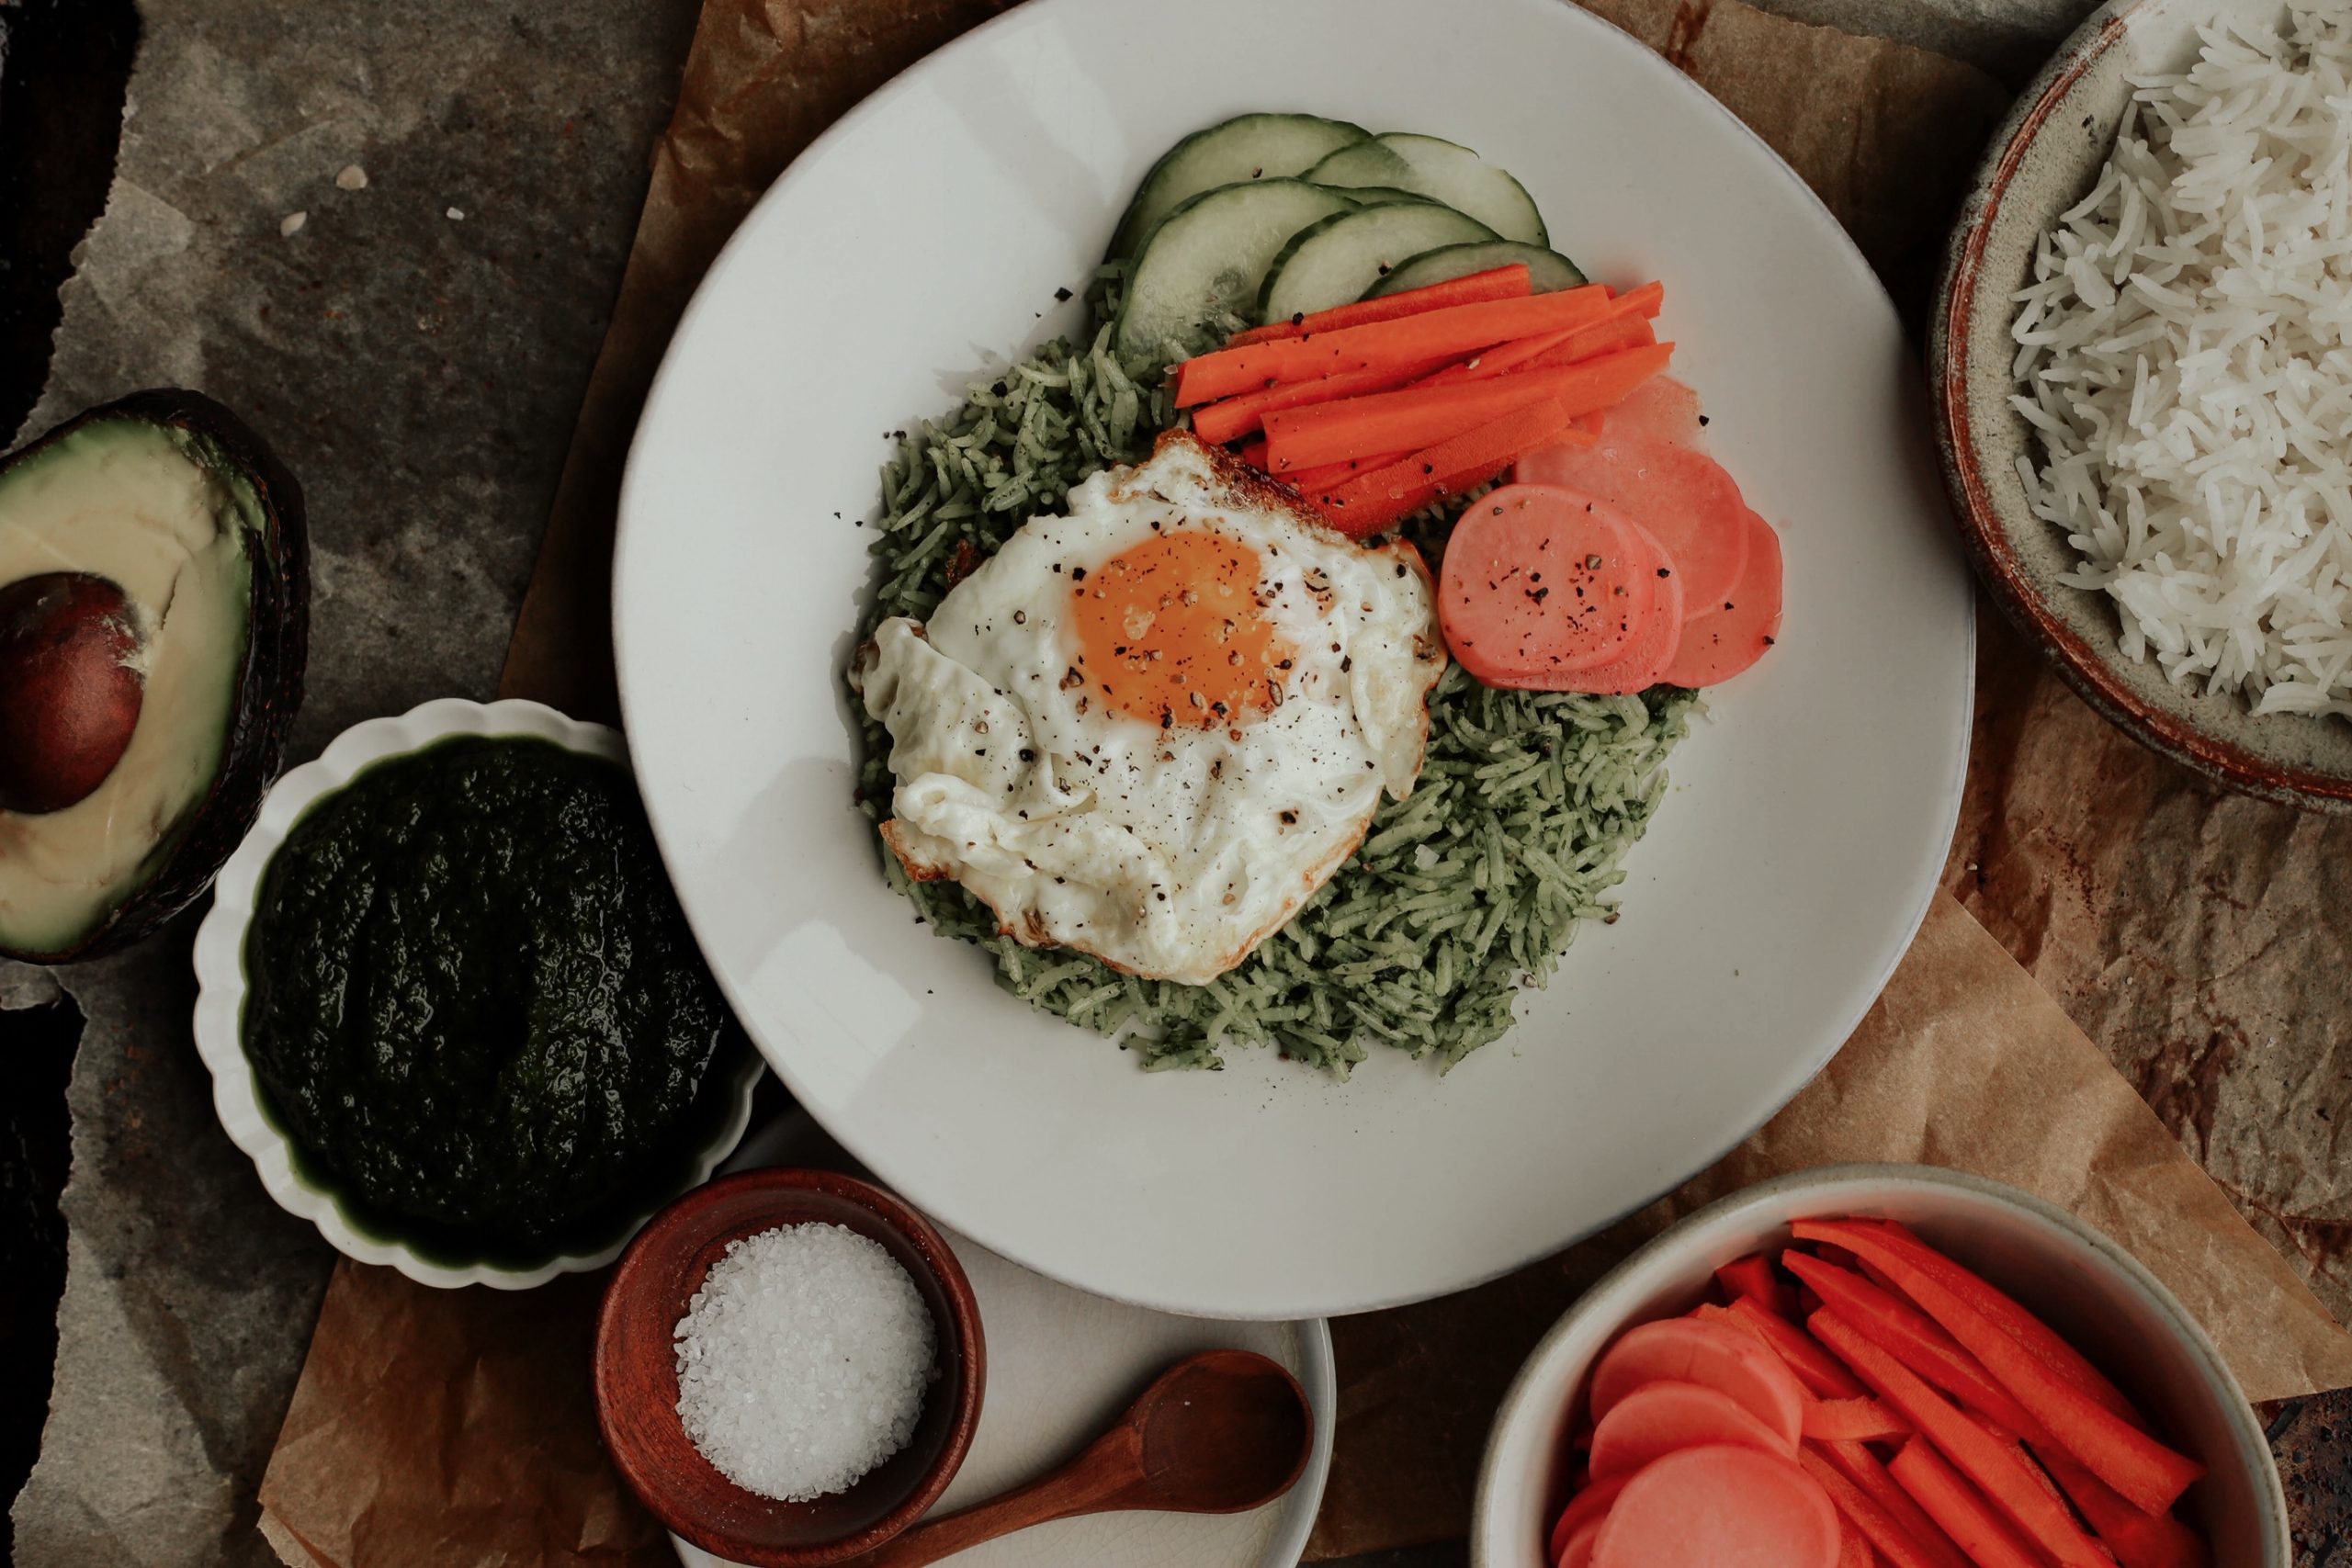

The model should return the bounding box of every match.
[849,1426,1145,1568]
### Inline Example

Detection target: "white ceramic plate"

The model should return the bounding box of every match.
[613,0,1974,1318]
[190,698,763,1289]
[675,1111,1336,1568]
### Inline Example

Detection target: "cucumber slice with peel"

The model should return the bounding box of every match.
[1365,241,1586,299]
[1113,180,1358,369]
[1340,186,1438,208]
[1108,113,1369,259]
[1258,204,1499,323]
[1307,132,1547,246]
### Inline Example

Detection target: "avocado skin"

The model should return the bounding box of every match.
[0,389,311,964]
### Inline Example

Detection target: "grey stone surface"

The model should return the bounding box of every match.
[6,0,697,1562]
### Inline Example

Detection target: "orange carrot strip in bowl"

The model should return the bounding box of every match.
[1219,263,1533,348]
[1808,1311,2114,1568]
[1886,1440,2045,1568]
[1189,352,1463,446]
[1791,1221,2199,1514]
[1263,344,1670,472]
[1172,284,1622,406]
[1416,314,1658,389]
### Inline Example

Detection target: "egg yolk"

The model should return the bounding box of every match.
[1071,528,1293,730]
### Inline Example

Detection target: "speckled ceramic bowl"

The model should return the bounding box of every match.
[1932,0,2352,812]
[191,697,764,1289]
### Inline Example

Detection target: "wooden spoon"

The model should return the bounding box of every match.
[847,1348,1315,1566]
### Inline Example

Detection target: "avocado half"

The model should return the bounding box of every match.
[0,390,310,964]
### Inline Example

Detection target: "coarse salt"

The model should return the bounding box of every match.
[673,1222,937,1502]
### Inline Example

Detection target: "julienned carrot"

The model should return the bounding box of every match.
[1792,1221,2202,1515]
[1190,353,1462,446]
[1274,449,1412,495]
[1263,344,1671,471]
[1798,1447,1972,1568]
[1417,315,1658,389]
[1781,1252,2041,1438]
[1818,1441,1970,1568]
[1887,1440,2045,1568]
[1220,264,1533,348]
[1307,400,1585,537]
[1803,1397,1908,1442]
[1808,1310,2112,1568]
[1172,284,1621,406]
[1721,1298,1868,1400]
[2036,1448,2211,1568]
[1415,283,1668,388]
[1716,1255,1798,1320]
[1830,1219,2148,1428]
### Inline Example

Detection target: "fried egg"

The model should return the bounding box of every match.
[855,431,1446,986]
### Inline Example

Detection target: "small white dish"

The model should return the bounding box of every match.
[672,1110,1338,1568]
[612,0,1975,1321]
[1470,1163,2288,1567]
[189,697,763,1290]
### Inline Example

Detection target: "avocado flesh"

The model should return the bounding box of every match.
[0,418,255,956]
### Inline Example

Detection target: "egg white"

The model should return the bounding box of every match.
[856,432,1445,986]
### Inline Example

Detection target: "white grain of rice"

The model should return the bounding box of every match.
[2010,5,2352,717]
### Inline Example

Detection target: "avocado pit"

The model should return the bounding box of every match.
[0,571,148,815]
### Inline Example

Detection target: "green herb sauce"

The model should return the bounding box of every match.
[242,734,749,1268]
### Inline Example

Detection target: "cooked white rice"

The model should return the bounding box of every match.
[2009,6,2352,718]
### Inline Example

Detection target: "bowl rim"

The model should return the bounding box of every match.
[1928,0,2352,814]
[187,695,765,1290]
[1467,1161,2290,1566]
[594,1164,988,1566]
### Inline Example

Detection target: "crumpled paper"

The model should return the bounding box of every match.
[243,1,2352,1565]
[1951,613,2352,1330]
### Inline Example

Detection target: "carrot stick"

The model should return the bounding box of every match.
[1720,1298,1869,1400]
[1782,1252,2043,1438]
[1172,284,1622,406]
[1817,1441,1972,1568]
[1219,263,1533,347]
[1274,450,1412,496]
[1262,344,1670,471]
[1832,1219,2148,1427]
[1412,283,1666,389]
[1792,1221,2201,1514]
[1716,1255,1798,1320]
[1799,1447,1973,1568]
[1810,1310,2114,1568]
[1189,352,1464,446]
[1306,400,1583,538]
[2036,1447,2211,1568]
[1803,1397,1909,1442]
[1887,1440,2046,1568]
[1239,439,1269,469]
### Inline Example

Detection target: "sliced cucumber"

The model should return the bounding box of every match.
[1113,180,1358,368]
[1365,241,1587,299]
[1108,113,1369,259]
[1302,141,1416,190]
[1340,186,1438,208]
[1258,205,1499,323]
[1307,132,1547,247]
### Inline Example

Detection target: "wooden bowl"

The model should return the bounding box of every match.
[1931,0,2352,813]
[594,1168,986,1566]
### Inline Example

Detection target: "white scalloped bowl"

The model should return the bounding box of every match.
[191,697,764,1290]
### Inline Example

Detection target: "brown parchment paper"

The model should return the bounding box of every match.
[252,1,2352,1564]
[1950,614,2352,1331]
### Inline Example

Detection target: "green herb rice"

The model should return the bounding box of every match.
[854,271,1694,1075]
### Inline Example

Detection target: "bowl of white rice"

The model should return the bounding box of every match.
[1934,0,2352,811]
